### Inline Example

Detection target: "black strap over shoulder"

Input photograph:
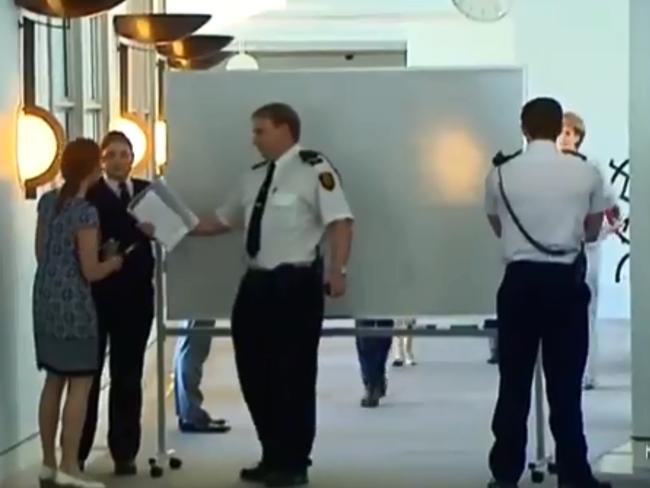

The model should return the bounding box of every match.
[492,149,522,167]
[562,149,587,161]
[497,166,577,257]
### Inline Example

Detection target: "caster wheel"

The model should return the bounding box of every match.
[531,470,544,484]
[150,465,164,478]
[548,462,557,475]
[169,457,182,470]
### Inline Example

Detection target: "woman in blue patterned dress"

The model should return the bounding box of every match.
[33,139,123,488]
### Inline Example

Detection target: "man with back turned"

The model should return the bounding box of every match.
[192,102,354,487]
[485,98,611,488]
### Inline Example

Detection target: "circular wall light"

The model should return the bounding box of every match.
[109,113,151,169]
[17,105,65,199]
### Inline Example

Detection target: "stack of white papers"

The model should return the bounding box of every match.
[129,178,198,252]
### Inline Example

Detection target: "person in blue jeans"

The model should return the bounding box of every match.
[174,320,231,433]
[355,320,394,408]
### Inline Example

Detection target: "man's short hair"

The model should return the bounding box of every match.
[252,103,301,141]
[563,111,586,148]
[521,97,563,141]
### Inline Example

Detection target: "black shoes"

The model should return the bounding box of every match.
[240,463,269,483]
[265,470,309,487]
[178,418,231,434]
[559,480,612,488]
[487,481,518,488]
[114,460,137,476]
[360,386,382,408]
[240,464,308,487]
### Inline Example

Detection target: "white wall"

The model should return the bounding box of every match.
[629,0,650,471]
[0,0,43,477]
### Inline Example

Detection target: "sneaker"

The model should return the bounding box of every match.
[392,359,404,367]
[54,471,105,488]
[405,355,417,366]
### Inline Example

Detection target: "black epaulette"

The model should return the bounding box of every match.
[300,149,342,180]
[251,160,269,170]
[299,150,323,165]
[492,149,522,167]
[562,149,587,161]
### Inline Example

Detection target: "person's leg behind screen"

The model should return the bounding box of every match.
[542,275,594,485]
[489,266,540,484]
[174,319,215,425]
[355,320,375,388]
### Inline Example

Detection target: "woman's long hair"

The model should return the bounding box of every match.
[56,138,101,213]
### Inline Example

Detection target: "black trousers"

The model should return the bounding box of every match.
[79,291,154,464]
[232,265,324,471]
[489,261,593,485]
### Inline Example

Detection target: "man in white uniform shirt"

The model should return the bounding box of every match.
[484,98,611,488]
[557,112,620,390]
[192,103,354,487]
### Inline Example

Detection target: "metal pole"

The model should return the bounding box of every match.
[147,36,167,463]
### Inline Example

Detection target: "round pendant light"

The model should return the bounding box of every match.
[225,52,259,71]
[167,51,232,71]
[15,0,126,17]
[156,35,233,60]
[113,14,211,44]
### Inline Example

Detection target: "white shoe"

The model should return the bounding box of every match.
[405,355,417,366]
[39,466,56,488]
[55,471,105,488]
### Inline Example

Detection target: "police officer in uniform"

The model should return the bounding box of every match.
[192,103,354,487]
[485,98,611,488]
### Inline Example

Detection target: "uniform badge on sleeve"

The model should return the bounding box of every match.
[319,172,336,191]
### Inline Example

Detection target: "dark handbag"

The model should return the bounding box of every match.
[497,167,586,283]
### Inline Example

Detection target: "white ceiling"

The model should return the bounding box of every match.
[167,0,457,19]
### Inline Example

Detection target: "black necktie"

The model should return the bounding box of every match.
[118,181,130,207]
[246,161,276,258]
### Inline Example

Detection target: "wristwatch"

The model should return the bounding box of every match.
[339,266,348,276]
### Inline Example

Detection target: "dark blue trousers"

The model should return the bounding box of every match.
[355,320,394,388]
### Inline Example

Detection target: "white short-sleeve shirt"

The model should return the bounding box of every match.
[216,144,354,269]
[484,140,608,264]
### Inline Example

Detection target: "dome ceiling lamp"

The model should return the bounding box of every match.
[166,51,232,71]
[156,35,233,60]
[113,14,211,44]
[15,0,126,18]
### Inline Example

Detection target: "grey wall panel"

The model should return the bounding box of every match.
[165,68,522,319]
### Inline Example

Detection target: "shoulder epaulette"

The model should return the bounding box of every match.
[299,150,324,165]
[562,149,587,161]
[492,149,522,167]
[251,160,269,170]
